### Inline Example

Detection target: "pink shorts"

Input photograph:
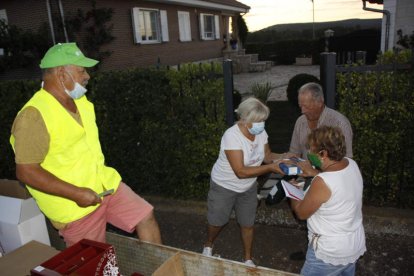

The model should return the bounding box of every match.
[59,182,153,247]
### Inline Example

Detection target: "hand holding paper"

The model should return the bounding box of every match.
[97,189,114,198]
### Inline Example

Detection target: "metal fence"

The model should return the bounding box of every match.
[320,49,414,207]
[156,60,235,126]
[321,49,413,109]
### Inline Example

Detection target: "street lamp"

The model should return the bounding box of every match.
[311,0,315,40]
[324,29,334,52]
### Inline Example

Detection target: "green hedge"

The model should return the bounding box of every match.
[337,65,414,207]
[0,80,39,179]
[0,64,227,199]
[2,61,413,207]
[245,40,321,65]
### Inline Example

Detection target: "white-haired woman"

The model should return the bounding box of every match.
[202,97,285,266]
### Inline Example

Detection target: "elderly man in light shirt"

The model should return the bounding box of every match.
[286,82,354,262]
[289,82,353,177]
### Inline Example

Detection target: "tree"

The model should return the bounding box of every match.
[237,14,248,48]
[65,0,115,69]
[0,21,51,72]
[396,29,414,50]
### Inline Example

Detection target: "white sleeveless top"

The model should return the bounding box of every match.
[307,158,366,265]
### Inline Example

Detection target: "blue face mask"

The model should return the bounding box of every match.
[62,71,87,99]
[248,122,265,135]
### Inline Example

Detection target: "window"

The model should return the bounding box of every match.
[178,11,191,42]
[0,9,7,25]
[0,9,7,56]
[199,13,220,40]
[140,9,159,42]
[131,8,169,44]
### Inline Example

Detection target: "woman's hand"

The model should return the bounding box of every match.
[268,152,297,163]
[297,160,319,177]
[270,159,285,175]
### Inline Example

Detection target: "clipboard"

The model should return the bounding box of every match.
[281,180,304,201]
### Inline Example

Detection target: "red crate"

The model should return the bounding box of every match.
[31,239,120,275]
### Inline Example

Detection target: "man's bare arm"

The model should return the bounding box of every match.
[16,163,101,207]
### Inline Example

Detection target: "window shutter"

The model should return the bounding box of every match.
[214,15,220,39]
[160,10,169,42]
[178,11,191,42]
[199,13,205,40]
[131,8,142,43]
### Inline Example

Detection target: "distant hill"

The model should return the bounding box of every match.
[247,18,381,43]
[259,18,381,33]
[245,18,382,65]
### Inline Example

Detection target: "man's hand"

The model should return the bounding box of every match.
[74,187,102,207]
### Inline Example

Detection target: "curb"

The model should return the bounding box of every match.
[147,196,414,237]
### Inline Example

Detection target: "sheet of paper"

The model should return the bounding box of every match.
[98,189,114,197]
[281,180,304,201]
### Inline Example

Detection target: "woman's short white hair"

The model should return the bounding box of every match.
[236,97,270,123]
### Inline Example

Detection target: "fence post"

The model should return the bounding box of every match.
[223,59,234,126]
[320,52,337,109]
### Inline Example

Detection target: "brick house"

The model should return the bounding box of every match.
[0,0,249,79]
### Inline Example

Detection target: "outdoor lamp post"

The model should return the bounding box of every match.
[324,29,334,52]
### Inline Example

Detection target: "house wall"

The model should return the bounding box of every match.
[381,0,414,52]
[1,0,48,32]
[381,0,396,52]
[394,0,414,46]
[1,0,230,76]
[89,0,225,70]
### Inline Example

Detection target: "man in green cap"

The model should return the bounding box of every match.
[10,43,162,247]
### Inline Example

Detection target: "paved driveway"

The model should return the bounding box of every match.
[233,65,320,101]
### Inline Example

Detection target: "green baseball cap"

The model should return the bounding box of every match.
[39,42,99,69]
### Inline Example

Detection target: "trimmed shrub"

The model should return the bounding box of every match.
[337,51,413,208]
[1,64,227,200]
[286,73,320,107]
[0,80,39,179]
[249,82,272,103]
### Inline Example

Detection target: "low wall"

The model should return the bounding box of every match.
[295,57,312,66]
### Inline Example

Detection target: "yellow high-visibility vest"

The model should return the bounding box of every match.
[10,89,121,223]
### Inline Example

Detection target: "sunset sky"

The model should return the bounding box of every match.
[239,0,383,31]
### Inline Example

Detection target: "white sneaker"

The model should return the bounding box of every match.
[202,246,213,257]
[244,259,256,267]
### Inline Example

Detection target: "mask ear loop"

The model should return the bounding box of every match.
[60,69,76,92]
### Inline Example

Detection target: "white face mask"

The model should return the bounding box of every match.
[62,70,87,99]
[248,122,265,135]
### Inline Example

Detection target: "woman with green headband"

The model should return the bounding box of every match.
[290,126,366,276]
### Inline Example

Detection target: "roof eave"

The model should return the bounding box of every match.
[144,0,250,13]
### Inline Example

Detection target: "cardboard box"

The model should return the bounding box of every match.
[0,240,59,276]
[279,163,302,175]
[279,157,304,175]
[0,179,50,254]
[152,252,184,276]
